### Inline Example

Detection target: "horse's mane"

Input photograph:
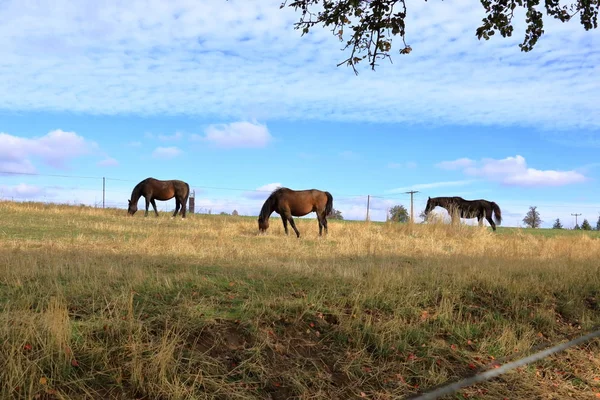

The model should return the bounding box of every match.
[258,187,285,221]
[130,179,148,201]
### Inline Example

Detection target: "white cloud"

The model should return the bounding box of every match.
[0,130,97,172]
[128,141,142,147]
[152,146,182,159]
[0,183,48,199]
[436,158,474,170]
[192,121,272,148]
[388,161,417,169]
[97,157,119,167]
[387,180,474,193]
[439,155,587,187]
[158,132,183,141]
[243,182,282,200]
[0,1,597,130]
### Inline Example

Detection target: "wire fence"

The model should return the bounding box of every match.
[2,170,600,224]
[406,326,600,400]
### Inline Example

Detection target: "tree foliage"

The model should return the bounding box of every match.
[328,208,344,220]
[232,209,239,216]
[522,206,542,228]
[552,218,563,229]
[281,0,599,74]
[596,215,600,231]
[581,218,592,230]
[388,204,409,223]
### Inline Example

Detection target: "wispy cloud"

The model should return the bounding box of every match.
[436,158,474,170]
[127,141,142,147]
[0,183,48,199]
[0,130,97,172]
[192,121,272,148]
[243,182,282,200]
[0,1,597,130]
[387,180,474,193]
[152,146,182,159]
[158,132,184,141]
[97,157,119,167]
[388,161,417,169]
[438,155,588,187]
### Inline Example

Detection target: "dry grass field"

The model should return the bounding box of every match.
[1,201,599,400]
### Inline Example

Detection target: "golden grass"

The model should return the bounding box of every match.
[0,200,599,400]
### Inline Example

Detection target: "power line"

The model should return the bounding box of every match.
[3,170,600,211]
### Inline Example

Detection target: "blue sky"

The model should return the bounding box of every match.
[1,0,599,228]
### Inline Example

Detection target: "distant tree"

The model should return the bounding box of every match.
[552,218,563,229]
[573,223,581,230]
[418,209,427,222]
[596,215,600,231]
[232,209,239,216]
[522,206,542,228]
[219,211,229,216]
[388,205,409,223]
[581,218,592,230]
[328,208,344,220]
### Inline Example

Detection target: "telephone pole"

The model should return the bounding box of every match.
[405,190,419,223]
[571,213,582,227]
[366,195,370,221]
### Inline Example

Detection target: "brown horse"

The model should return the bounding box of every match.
[127,177,190,218]
[257,187,333,237]
[423,196,502,231]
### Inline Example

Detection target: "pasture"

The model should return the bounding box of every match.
[1,201,599,400]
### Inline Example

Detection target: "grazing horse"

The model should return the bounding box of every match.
[423,196,502,231]
[257,187,333,238]
[127,177,190,219]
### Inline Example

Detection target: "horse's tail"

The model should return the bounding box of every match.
[185,182,190,199]
[491,201,502,225]
[324,191,334,216]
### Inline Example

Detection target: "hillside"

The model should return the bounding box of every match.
[1,201,599,399]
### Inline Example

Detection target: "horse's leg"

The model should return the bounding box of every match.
[288,217,300,238]
[486,215,496,231]
[144,197,150,217]
[322,215,328,235]
[150,199,159,217]
[172,198,180,218]
[317,214,323,236]
[281,217,289,235]
[181,196,187,219]
[477,215,483,227]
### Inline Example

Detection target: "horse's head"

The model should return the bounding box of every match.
[424,196,434,217]
[127,199,138,216]
[257,216,269,233]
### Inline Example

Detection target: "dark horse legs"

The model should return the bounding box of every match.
[281,214,300,238]
[485,214,496,231]
[317,213,328,236]
[144,197,159,217]
[171,197,188,218]
[173,198,181,218]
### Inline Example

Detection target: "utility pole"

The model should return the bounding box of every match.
[102,177,106,209]
[571,213,581,227]
[366,195,370,221]
[405,190,419,223]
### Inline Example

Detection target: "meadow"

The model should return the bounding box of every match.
[0,201,599,400]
